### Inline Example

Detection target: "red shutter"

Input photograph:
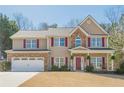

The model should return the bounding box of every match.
[51,37,54,47]
[23,39,26,48]
[102,37,105,47]
[37,39,39,48]
[65,37,68,47]
[65,57,68,66]
[88,37,90,47]
[51,57,54,66]
[102,57,105,69]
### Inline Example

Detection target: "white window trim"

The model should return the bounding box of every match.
[54,57,65,68]
[75,35,82,47]
[25,39,37,49]
[91,57,102,69]
[91,37,102,48]
[54,37,65,47]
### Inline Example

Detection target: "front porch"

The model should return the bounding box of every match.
[69,47,115,71]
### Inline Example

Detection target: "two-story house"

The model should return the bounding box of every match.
[5,15,114,72]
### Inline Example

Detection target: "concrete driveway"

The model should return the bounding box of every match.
[0,72,38,87]
[20,72,124,87]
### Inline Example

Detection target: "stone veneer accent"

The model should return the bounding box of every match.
[71,28,87,48]
[7,52,49,71]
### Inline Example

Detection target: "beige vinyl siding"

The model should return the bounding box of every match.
[80,18,105,35]
[39,39,47,49]
[13,39,23,50]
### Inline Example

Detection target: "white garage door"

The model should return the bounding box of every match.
[12,57,44,72]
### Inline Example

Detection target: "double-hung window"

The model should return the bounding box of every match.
[91,37,102,47]
[26,39,37,49]
[60,38,65,46]
[55,57,65,68]
[54,38,59,46]
[54,37,65,46]
[91,57,102,69]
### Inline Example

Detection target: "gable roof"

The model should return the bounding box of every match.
[79,15,108,35]
[69,15,108,36]
[69,26,89,36]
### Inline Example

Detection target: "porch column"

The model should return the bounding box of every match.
[73,56,76,71]
[111,53,114,71]
[70,59,73,71]
[106,54,109,71]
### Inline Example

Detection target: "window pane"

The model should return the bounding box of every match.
[26,43,31,48]
[26,40,31,48]
[97,57,102,68]
[60,58,64,66]
[91,38,102,47]
[55,58,59,67]
[26,39,37,49]
[75,36,81,47]
[54,38,59,46]
[32,40,36,43]
[60,38,65,46]
[91,57,96,68]
[97,38,102,47]
[91,38,96,47]
[32,43,37,48]
[26,40,31,43]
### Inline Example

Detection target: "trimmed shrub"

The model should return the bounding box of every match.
[51,65,70,71]
[116,62,124,74]
[116,68,124,74]
[111,55,115,60]
[85,65,94,72]
[87,55,90,60]
[70,56,73,60]
[51,65,59,71]
[60,65,69,71]
[0,61,11,71]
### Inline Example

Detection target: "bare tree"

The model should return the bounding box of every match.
[13,13,34,30]
[105,6,122,32]
[13,13,22,29]
[66,18,81,27]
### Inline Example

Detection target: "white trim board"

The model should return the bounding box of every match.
[69,26,89,36]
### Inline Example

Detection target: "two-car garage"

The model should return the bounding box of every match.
[12,57,44,72]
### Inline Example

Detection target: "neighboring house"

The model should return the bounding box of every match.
[5,15,114,72]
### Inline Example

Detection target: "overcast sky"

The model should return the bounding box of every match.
[0,5,120,26]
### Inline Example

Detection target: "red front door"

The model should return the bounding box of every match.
[76,57,81,70]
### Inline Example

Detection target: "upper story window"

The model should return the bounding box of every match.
[54,37,65,46]
[26,39,37,49]
[75,36,81,47]
[91,37,102,47]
